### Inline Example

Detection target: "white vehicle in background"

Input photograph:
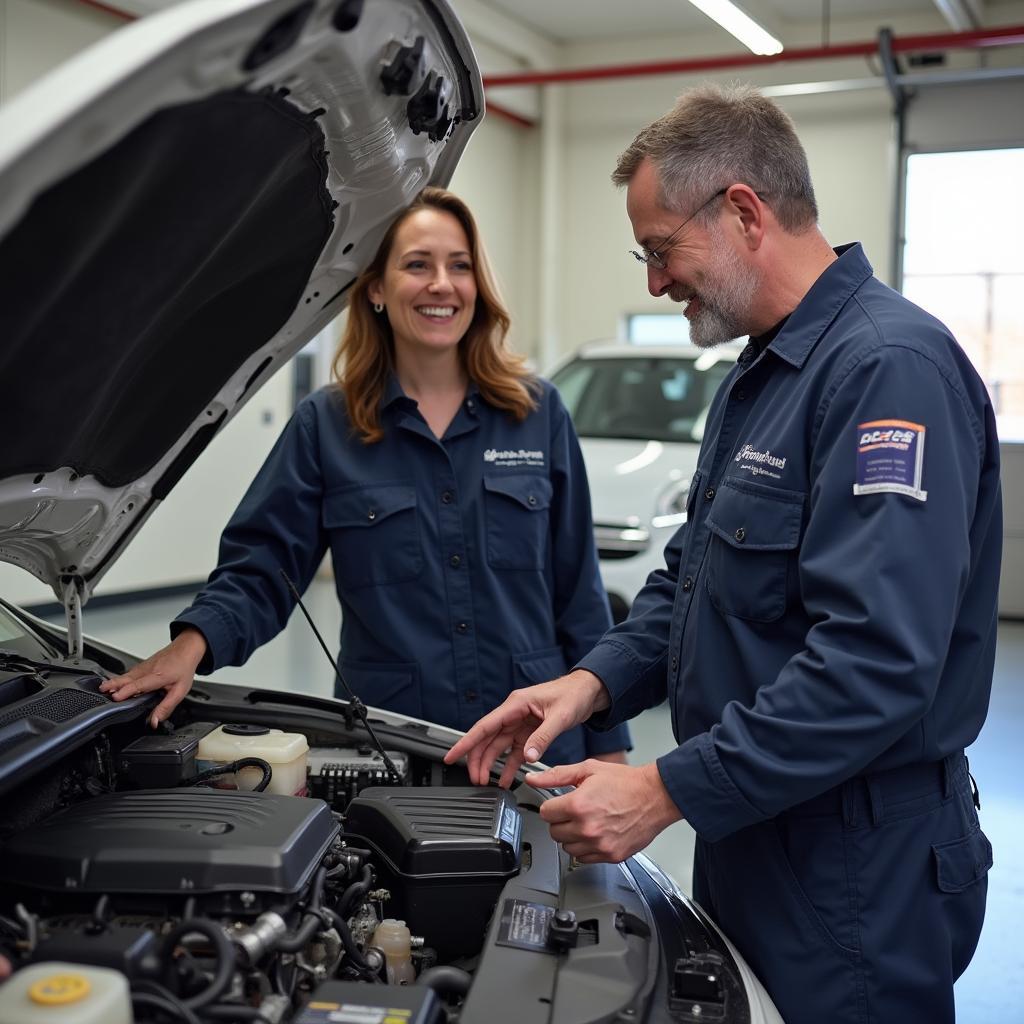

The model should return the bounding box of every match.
[550,343,740,622]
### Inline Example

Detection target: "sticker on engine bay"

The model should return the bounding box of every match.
[495,898,557,954]
[854,419,928,501]
[296,1003,413,1024]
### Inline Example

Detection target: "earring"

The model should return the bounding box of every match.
[373,302,384,313]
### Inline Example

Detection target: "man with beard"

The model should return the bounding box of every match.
[446,84,1000,1023]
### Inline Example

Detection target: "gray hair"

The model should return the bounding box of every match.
[612,83,818,232]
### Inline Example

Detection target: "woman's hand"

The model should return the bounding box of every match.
[99,627,208,728]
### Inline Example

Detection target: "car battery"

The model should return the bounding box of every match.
[295,981,443,1024]
[306,746,408,806]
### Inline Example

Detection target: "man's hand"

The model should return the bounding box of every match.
[528,760,683,863]
[99,628,207,729]
[444,670,611,787]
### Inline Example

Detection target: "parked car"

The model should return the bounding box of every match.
[0,3,780,1022]
[550,342,740,621]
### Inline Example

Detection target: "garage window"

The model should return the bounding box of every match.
[901,148,1024,440]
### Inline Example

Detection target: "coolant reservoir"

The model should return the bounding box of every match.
[197,723,309,796]
[0,963,131,1024]
[371,919,416,985]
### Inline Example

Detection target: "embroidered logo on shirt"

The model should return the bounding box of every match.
[734,443,788,480]
[854,419,927,501]
[483,448,545,468]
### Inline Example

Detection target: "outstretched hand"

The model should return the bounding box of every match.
[443,669,610,787]
[99,628,207,728]
[528,759,683,863]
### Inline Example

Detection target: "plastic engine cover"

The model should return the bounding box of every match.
[343,787,522,960]
[1,789,338,895]
[344,787,521,877]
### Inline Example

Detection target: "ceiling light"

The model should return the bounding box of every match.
[687,0,784,55]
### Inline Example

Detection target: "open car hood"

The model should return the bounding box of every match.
[0,0,482,607]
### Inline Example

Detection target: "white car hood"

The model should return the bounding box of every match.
[0,0,481,606]
[579,437,701,525]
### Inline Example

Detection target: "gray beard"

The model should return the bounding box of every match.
[679,231,762,349]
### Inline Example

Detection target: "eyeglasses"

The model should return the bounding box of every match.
[629,188,728,270]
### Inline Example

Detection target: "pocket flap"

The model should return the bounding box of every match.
[933,830,993,893]
[323,483,417,529]
[511,646,568,686]
[707,479,804,551]
[483,474,553,511]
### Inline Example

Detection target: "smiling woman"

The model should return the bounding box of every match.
[101,187,632,768]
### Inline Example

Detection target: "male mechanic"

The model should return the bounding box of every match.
[446,84,1000,1024]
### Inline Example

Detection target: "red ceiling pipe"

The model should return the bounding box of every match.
[74,0,135,21]
[483,23,1024,88]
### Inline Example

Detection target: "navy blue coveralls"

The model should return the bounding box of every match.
[581,244,1000,1023]
[173,377,631,766]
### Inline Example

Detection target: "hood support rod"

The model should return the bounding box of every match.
[61,577,84,663]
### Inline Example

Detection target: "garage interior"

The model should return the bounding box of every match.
[1,0,1022,1020]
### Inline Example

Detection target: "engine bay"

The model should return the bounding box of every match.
[0,620,751,1024]
[0,721,545,1023]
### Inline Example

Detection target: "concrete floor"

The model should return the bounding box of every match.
[48,585,1023,1022]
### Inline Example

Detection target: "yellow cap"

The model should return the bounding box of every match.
[28,973,92,1006]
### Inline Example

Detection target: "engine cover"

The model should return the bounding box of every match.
[343,787,522,960]
[1,789,338,895]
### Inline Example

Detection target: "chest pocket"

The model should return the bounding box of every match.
[483,474,553,570]
[323,482,422,589]
[705,478,804,622]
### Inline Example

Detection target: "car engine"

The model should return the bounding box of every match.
[0,730,524,1024]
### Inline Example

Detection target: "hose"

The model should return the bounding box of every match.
[324,907,375,976]
[418,965,473,998]
[162,919,237,1011]
[131,980,204,1024]
[186,758,272,793]
[338,864,373,917]
[275,912,322,954]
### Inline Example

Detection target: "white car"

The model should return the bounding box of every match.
[550,343,740,621]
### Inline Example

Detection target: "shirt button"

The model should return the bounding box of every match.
[465,690,478,702]
[682,576,693,592]
[704,487,715,501]
[527,495,537,506]
[441,491,453,504]
[734,527,746,542]
[671,656,679,671]
[456,621,469,633]
[449,554,462,568]
[466,399,475,411]
[367,509,376,521]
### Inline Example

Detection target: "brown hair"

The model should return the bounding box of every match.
[333,187,538,443]
[613,83,818,232]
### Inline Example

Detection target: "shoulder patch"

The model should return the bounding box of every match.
[853,418,927,501]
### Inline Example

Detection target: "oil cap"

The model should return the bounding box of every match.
[29,973,91,1005]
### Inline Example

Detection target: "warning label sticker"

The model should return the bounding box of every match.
[495,898,556,954]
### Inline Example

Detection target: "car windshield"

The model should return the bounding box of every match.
[552,355,733,443]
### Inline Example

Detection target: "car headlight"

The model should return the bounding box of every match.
[652,475,690,530]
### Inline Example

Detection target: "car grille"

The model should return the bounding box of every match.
[594,522,650,560]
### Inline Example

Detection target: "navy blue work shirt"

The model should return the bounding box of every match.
[173,377,631,765]
[581,243,1001,841]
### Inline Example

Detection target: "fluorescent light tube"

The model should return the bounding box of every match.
[687,0,784,55]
